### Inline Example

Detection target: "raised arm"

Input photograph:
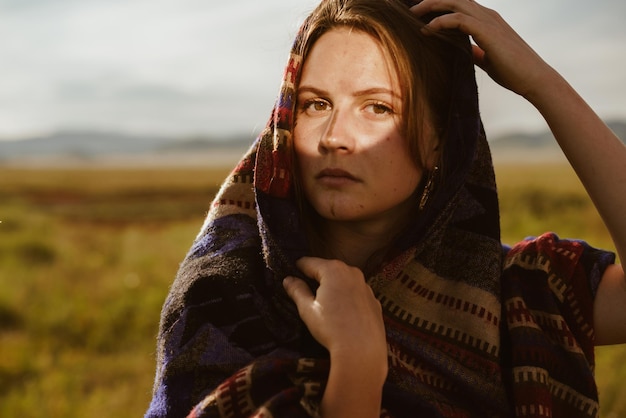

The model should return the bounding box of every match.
[411,0,626,345]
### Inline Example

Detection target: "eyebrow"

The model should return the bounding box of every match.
[298,85,401,100]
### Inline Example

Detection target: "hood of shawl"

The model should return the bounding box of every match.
[252,0,500,286]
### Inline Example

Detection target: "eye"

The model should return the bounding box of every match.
[366,102,394,116]
[300,98,331,114]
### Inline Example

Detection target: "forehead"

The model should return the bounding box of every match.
[299,27,400,91]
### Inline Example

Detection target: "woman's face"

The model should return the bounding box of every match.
[294,28,422,227]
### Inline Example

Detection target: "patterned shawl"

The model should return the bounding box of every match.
[145,1,614,417]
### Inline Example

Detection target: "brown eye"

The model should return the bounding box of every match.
[373,104,390,114]
[312,100,329,111]
[366,102,393,115]
[301,99,331,114]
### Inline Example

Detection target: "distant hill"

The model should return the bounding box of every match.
[488,119,626,162]
[0,130,252,159]
[489,119,626,151]
[1,120,625,166]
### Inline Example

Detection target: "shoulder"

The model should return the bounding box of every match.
[503,232,615,295]
[500,233,617,415]
[501,232,616,350]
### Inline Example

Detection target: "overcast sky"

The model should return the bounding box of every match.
[1,0,625,141]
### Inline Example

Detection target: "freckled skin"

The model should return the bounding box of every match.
[294,28,422,232]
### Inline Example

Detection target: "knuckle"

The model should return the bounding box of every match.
[486,9,501,19]
[326,259,345,269]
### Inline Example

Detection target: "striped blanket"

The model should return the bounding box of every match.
[144,0,614,416]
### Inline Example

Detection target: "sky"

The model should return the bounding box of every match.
[1,0,625,141]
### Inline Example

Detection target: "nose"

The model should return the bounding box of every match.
[319,109,354,153]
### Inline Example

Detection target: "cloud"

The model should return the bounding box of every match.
[0,0,624,139]
[475,0,626,135]
[0,0,317,138]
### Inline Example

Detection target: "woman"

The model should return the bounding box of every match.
[145,0,626,417]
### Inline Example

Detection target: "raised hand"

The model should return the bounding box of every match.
[411,0,626,346]
[411,0,552,100]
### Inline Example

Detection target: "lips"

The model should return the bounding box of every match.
[314,168,361,188]
[316,168,359,181]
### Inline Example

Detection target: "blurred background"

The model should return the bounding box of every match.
[1,0,625,144]
[1,0,625,417]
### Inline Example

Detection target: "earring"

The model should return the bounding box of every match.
[419,166,439,211]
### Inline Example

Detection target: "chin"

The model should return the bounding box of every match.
[306,193,367,221]
[315,204,365,222]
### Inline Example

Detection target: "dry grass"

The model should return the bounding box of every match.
[0,163,624,417]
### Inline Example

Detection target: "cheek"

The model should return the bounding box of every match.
[293,138,309,168]
[293,123,309,156]
[293,135,316,185]
[293,124,321,165]
[387,152,422,194]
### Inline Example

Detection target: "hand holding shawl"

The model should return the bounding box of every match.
[283,257,388,417]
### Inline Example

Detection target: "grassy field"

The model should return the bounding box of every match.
[0,163,625,417]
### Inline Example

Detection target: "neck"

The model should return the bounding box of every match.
[314,202,417,271]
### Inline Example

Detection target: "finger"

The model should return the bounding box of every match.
[283,276,314,302]
[471,44,486,69]
[294,256,334,284]
[411,0,498,37]
[410,0,481,17]
[419,10,481,35]
[409,0,441,17]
